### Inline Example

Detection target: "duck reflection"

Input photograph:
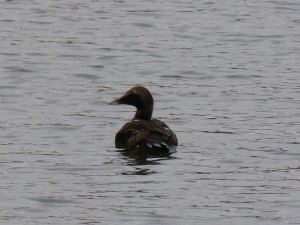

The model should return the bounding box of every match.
[117,148,174,166]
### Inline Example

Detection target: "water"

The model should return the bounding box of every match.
[1,0,300,224]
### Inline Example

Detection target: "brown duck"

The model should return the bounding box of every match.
[110,86,178,155]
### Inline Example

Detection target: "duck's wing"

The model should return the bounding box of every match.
[127,119,177,150]
[115,119,177,151]
[115,121,138,149]
[146,119,178,147]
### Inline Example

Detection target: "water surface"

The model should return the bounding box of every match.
[1,0,299,224]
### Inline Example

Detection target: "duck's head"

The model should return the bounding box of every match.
[110,86,154,120]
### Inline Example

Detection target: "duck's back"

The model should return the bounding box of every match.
[115,118,178,152]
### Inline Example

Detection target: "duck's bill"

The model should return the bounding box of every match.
[108,92,130,105]
[108,99,120,105]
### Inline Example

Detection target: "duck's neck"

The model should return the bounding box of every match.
[134,106,153,120]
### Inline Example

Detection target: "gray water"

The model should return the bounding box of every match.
[1,0,300,224]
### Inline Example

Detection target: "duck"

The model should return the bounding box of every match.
[110,86,178,155]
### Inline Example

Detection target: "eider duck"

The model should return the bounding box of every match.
[110,86,178,155]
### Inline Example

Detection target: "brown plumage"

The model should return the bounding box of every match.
[110,86,178,155]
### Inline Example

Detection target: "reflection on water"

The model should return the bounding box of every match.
[117,149,175,166]
[1,0,300,224]
[121,168,157,175]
